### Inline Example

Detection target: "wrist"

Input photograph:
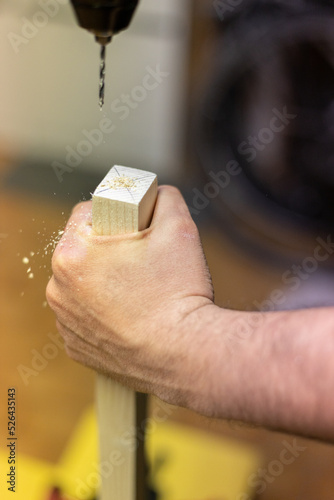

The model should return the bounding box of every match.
[155,301,231,416]
[169,304,264,421]
[180,303,234,417]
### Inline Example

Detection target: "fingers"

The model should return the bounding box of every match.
[56,188,193,252]
[66,201,93,237]
[151,186,196,235]
[52,201,92,260]
[54,319,145,390]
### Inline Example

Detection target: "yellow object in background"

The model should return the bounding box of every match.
[56,407,98,500]
[146,421,261,500]
[0,407,262,500]
[0,408,98,500]
[0,450,55,500]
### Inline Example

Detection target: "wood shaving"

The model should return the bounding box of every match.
[106,176,136,190]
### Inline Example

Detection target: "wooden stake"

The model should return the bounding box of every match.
[92,165,158,500]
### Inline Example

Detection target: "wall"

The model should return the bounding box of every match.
[0,0,191,182]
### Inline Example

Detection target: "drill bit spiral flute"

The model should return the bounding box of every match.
[70,0,139,109]
[99,44,106,110]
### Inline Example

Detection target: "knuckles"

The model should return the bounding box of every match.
[71,200,92,216]
[168,215,200,242]
[46,279,71,321]
[159,185,182,196]
[45,278,59,312]
[51,253,68,281]
[51,246,85,285]
[54,319,79,356]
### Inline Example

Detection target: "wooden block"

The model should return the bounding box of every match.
[93,165,158,236]
[92,165,158,500]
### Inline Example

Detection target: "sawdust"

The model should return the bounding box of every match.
[100,175,136,191]
[21,221,66,283]
[43,230,64,255]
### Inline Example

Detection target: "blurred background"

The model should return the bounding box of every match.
[2,0,334,498]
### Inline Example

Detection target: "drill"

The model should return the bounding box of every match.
[70,0,140,107]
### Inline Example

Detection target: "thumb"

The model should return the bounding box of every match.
[151,185,193,230]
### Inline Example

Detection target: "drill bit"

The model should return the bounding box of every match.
[99,45,106,110]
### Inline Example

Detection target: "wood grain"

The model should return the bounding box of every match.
[92,165,157,500]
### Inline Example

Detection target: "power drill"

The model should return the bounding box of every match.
[69,0,140,107]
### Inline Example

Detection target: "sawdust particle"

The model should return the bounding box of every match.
[106,176,136,190]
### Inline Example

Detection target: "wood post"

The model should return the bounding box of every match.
[92,165,158,500]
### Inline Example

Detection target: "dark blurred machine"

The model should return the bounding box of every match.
[69,0,139,45]
[194,0,334,264]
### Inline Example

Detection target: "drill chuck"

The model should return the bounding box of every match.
[70,0,139,44]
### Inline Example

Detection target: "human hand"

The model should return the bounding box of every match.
[46,186,215,409]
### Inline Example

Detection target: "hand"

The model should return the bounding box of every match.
[46,186,215,409]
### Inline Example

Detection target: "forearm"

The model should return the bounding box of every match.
[47,191,334,442]
[177,304,334,441]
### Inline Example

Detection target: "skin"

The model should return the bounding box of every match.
[46,186,334,442]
